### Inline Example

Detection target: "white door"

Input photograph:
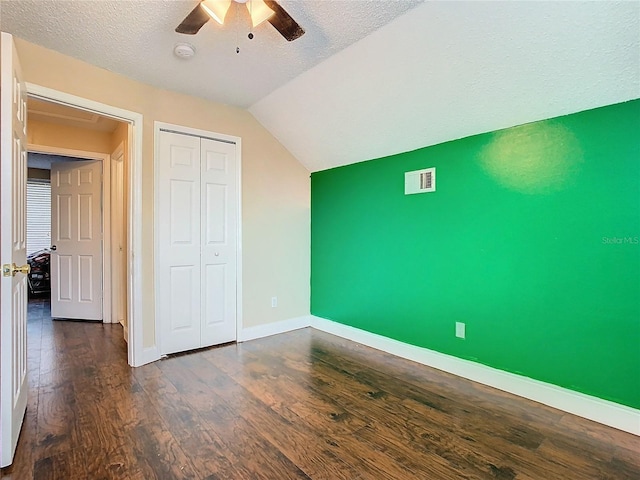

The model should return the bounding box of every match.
[158,131,237,355]
[0,31,28,468]
[50,160,103,320]
[201,138,237,345]
[158,132,202,354]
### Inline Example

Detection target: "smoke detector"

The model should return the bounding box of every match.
[174,43,196,59]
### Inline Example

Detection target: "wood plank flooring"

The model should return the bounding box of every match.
[2,297,639,479]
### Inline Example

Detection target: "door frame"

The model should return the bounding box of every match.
[153,121,243,354]
[27,145,111,323]
[110,142,127,335]
[27,83,145,367]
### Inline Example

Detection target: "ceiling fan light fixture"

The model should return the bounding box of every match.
[176,0,304,41]
[247,0,275,27]
[200,0,232,25]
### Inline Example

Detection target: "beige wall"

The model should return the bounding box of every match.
[14,37,310,349]
[28,118,113,153]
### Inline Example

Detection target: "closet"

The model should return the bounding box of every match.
[156,129,238,355]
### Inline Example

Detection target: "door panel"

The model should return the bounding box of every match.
[158,132,202,355]
[204,264,226,326]
[169,265,197,331]
[78,255,95,302]
[205,183,226,243]
[1,31,28,468]
[78,194,94,239]
[56,194,72,239]
[57,254,73,300]
[200,138,237,346]
[50,160,103,320]
[169,179,197,244]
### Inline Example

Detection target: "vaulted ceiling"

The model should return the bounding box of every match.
[2,1,639,172]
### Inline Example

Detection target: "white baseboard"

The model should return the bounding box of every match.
[239,315,311,342]
[310,315,640,436]
[122,320,129,344]
[135,316,312,365]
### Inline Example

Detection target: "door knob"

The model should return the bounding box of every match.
[50,245,57,251]
[2,263,31,277]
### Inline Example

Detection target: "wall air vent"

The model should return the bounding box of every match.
[405,167,436,195]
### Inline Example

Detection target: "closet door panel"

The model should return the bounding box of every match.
[201,138,237,346]
[158,131,202,355]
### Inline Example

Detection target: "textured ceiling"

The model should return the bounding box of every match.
[28,152,88,170]
[251,1,640,172]
[0,0,423,108]
[2,1,639,174]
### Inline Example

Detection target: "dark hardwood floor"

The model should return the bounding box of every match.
[1,297,638,479]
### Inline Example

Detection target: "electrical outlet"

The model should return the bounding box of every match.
[455,322,466,339]
[271,297,278,308]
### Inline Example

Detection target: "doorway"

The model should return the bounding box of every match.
[26,152,115,322]
[25,83,145,367]
[1,33,143,468]
[26,97,128,326]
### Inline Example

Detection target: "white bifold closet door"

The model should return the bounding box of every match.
[157,130,237,355]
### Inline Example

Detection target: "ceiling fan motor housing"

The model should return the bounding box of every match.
[176,0,305,42]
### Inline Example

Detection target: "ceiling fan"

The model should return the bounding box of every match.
[176,0,305,42]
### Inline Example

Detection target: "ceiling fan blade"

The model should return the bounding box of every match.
[176,2,210,35]
[264,0,305,42]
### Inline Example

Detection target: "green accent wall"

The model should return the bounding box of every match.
[311,100,640,409]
